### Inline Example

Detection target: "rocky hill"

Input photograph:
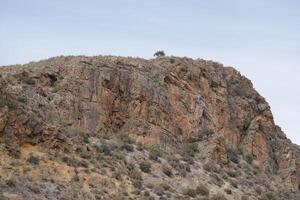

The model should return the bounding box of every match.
[0,55,299,200]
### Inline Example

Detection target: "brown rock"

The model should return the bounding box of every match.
[0,55,299,191]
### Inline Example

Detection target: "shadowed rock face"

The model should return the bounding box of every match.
[0,55,299,191]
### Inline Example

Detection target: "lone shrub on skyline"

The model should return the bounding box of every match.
[154,50,166,57]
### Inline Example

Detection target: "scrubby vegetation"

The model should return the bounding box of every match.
[0,131,298,199]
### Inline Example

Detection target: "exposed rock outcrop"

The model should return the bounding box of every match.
[0,55,299,199]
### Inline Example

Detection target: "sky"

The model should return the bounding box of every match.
[1,0,300,144]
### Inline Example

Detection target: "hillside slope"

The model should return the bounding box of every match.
[0,56,299,200]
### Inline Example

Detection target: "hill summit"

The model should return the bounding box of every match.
[0,55,299,199]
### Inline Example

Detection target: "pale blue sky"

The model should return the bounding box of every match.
[1,0,300,144]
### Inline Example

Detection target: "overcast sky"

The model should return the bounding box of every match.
[1,0,299,144]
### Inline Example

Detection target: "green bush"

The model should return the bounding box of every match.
[184,143,198,157]
[245,154,254,164]
[27,155,40,165]
[196,184,209,196]
[139,161,151,173]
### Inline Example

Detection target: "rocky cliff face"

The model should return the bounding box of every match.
[0,56,299,199]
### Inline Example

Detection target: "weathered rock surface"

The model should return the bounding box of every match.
[0,55,299,199]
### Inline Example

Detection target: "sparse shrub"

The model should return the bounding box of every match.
[184,188,197,198]
[253,165,261,175]
[210,173,224,187]
[182,155,194,165]
[227,170,237,177]
[80,151,91,159]
[159,182,171,191]
[226,147,239,164]
[133,179,143,189]
[121,143,134,152]
[210,193,227,200]
[203,163,219,173]
[196,184,209,196]
[154,185,165,196]
[203,163,211,171]
[237,147,244,155]
[241,196,249,200]
[129,169,142,180]
[62,156,73,165]
[230,180,238,188]
[6,179,16,188]
[198,130,214,141]
[27,155,40,165]
[153,184,170,197]
[162,166,173,177]
[17,96,27,103]
[25,78,36,85]
[82,135,89,143]
[112,171,123,180]
[29,185,40,193]
[169,158,191,177]
[137,144,144,151]
[170,58,175,64]
[62,156,88,168]
[264,192,276,200]
[97,144,112,156]
[224,188,232,194]
[154,50,166,57]
[146,182,155,189]
[182,143,198,157]
[120,134,134,144]
[149,149,161,161]
[245,154,254,164]
[72,174,80,182]
[101,134,111,140]
[255,186,262,195]
[222,174,228,180]
[140,161,151,173]
[143,191,150,197]
[126,162,135,171]
[8,149,21,159]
